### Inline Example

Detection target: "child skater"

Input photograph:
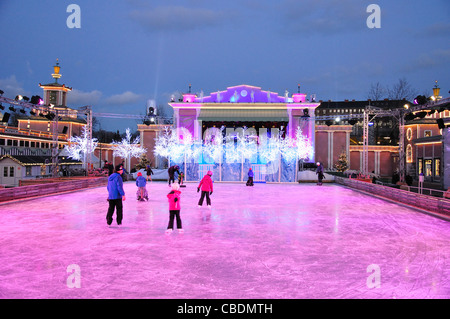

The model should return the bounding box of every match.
[166,182,183,234]
[135,172,148,201]
[197,170,213,208]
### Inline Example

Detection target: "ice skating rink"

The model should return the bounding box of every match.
[0,181,449,299]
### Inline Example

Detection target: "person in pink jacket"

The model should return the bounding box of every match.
[166,182,183,234]
[197,171,213,208]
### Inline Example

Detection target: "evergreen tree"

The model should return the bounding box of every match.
[135,153,151,170]
[334,151,348,172]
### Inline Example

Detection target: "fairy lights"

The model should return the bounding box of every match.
[154,126,314,164]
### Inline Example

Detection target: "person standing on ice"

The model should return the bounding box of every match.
[197,170,213,208]
[246,167,254,186]
[106,165,126,226]
[316,162,324,185]
[168,165,180,186]
[135,172,148,201]
[166,182,183,234]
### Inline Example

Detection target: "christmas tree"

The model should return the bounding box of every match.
[135,153,152,171]
[334,151,348,172]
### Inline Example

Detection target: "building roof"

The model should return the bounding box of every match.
[0,154,81,166]
[317,99,411,109]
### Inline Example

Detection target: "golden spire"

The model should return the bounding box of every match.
[52,58,62,82]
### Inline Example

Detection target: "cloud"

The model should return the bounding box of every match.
[105,91,143,105]
[0,75,29,98]
[402,49,450,72]
[129,5,226,32]
[279,0,366,35]
[67,89,103,106]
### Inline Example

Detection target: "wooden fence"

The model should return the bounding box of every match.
[335,177,450,219]
[0,177,108,203]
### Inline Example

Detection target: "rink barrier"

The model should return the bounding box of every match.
[0,177,108,203]
[335,177,450,219]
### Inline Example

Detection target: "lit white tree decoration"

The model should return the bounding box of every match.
[112,128,147,172]
[64,126,98,169]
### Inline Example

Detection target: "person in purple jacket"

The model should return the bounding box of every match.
[166,182,183,234]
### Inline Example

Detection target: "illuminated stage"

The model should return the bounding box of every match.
[0,181,448,298]
[163,85,320,182]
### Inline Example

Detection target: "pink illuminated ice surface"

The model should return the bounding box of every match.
[0,182,449,299]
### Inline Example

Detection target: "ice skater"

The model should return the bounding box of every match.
[316,162,324,185]
[166,182,183,234]
[106,165,126,226]
[146,164,153,182]
[246,167,254,186]
[168,165,180,186]
[197,170,213,208]
[135,172,148,201]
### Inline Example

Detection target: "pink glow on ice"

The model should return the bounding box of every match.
[0,182,449,298]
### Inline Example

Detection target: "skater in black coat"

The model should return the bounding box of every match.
[316,162,324,185]
[168,165,180,186]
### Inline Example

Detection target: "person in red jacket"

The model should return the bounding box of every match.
[166,182,183,234]
[197,170,213,208]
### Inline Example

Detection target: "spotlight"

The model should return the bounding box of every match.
[30,110,36,116]
[0,104,4,110]
[19,108,26,114]
[405,113,415,121]
[15,95,23,101]
[0,89,4,96]
[9,106,16,112]
[30,95,43,105]
[1,112,10,123]
[22,96,30,102]
[416,111,428,119]
[325,120,333,126]
[45,113,56,120]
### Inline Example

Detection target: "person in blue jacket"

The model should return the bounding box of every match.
[135,172,148,201]
[246,167,254,186]
[106,165,126,226]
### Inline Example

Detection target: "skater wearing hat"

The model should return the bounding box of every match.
[106,165,126,226]
[197,170,213,208]
[135,172,148,201]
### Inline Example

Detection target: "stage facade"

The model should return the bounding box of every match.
[166,85,320,183]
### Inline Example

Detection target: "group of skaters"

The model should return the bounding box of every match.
[105,163,214,234]
[106,162,325,232]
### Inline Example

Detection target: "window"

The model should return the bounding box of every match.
[26,166,32,177]
[425,159,432,177]
[3,167,7,177]
[0,138,5,145]
[418,158,423,174]
[406,144,413,163]
[31,142,36,148]
[9,167,14,177]
[435,158,440,176]
[424,130,432,137]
